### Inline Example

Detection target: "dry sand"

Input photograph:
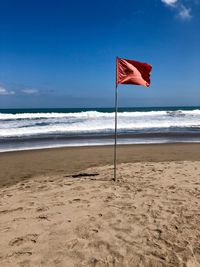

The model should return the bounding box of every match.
[0,144,200,266]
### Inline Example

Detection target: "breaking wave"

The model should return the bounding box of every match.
[1,109,200,138]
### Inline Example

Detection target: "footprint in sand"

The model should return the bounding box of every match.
[72,198,81,202]
[36,206,49,212]
[9,234,39,247]
[37,214,50,221]
[0,207,23,214]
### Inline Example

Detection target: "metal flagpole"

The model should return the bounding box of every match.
[114,84,118,181]
[114,57,118,181]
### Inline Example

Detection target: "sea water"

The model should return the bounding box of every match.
[1,106,200,152]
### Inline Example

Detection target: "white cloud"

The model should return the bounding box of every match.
[161,0,193,20]
[161,0,178,5]
[0,87,15,95]
[178,5,192,19]
[21,89,39,95]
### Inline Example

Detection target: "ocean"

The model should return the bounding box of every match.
[1,106,200,152]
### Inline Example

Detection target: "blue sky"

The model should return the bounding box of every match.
[0,0,200,108]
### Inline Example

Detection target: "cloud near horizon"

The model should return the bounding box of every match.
[21,89,39,95]
[161,0,193,20]
[0,87,15,96]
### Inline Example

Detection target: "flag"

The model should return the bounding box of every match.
[116,57,152,87]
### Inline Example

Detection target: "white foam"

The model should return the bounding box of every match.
[1,109,200,120]
[1,109,200,138]
[0,110,168,120]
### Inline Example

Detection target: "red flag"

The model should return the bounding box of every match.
[116,57,152,87]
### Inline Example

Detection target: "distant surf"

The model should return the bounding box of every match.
[1,107,200,152]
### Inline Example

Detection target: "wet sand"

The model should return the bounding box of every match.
[1,143,200,187]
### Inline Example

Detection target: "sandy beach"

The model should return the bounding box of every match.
[1,144,200,266]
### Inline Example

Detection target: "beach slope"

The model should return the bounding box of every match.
[0,145,200,266]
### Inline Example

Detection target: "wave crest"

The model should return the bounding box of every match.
[1,109,200,138]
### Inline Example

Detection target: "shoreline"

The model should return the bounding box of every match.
[2,139,200,153]
[2,131,200,152]
[1,143,200,188]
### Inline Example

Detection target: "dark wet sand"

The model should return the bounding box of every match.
[1,143,200,188]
